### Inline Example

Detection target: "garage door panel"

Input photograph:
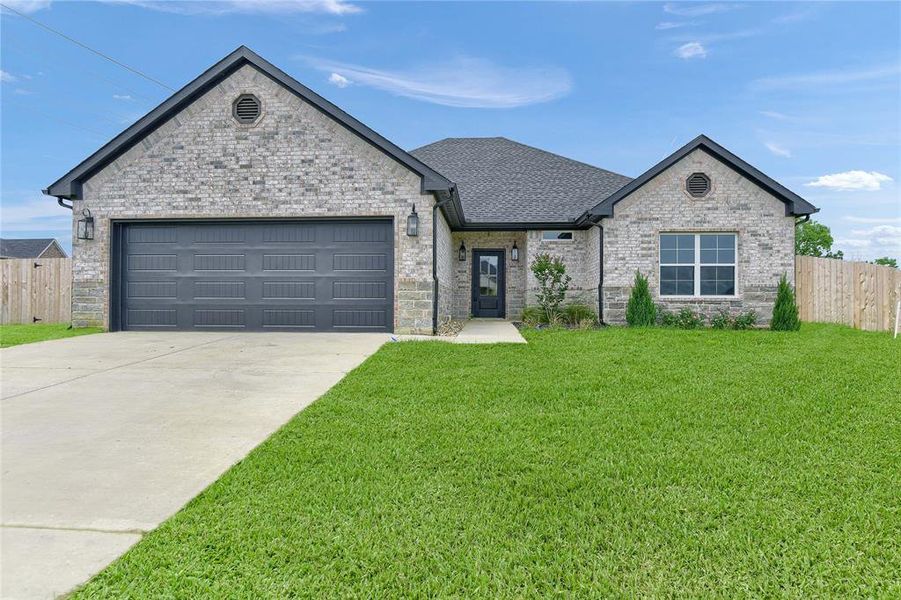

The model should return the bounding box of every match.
[119,220,393,332]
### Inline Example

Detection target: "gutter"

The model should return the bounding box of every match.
[432,190,454,335]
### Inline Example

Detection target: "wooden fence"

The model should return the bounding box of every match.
[795,255,901,332]
[0,258,73,325]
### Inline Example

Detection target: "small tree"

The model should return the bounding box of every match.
[530,253,571,322]
[873,257,898,268]
[626,271,656,327]
[795,219,843,259]
[770,274,800,331]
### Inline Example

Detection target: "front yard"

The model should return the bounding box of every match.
[0,323,103,348]
[76,325,898,597]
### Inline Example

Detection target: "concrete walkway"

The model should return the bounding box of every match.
[1,331,388,599]
[454,320,527,344]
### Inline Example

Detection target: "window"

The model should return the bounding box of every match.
[542,231,574,241]
[660,233,736,297]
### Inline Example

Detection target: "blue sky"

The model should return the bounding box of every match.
[1,0,899,259]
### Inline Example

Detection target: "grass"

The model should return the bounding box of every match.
[75,324,898,598]
[0,323,103,348]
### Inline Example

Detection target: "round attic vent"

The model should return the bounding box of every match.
[233,94,261,124]
[686,172,711,197]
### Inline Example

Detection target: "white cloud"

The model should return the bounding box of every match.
[834,238,872,249]
[0,0,52,14]
[13,88,33,95]
[655,21,693,30]
[842,215,901,224]
[0,70,17,83]
[764,141,791,158]
[328,72,350,88]
[104,0,361,16]
[751,64,901,91]
[805,171,893,192]
[674,42,706,59]
[301,56,572,108]
[663,3,740,17]
[112,94,134,101]
[759,110,790,120]
[0,197,72,233]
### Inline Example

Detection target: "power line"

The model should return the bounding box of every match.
[0,2,175,92]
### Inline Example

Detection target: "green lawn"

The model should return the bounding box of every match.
[0,323,103,348]
[76,325,898,598]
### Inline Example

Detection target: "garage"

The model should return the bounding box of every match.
[113,220,394,332]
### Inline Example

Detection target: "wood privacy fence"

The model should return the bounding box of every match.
[795,255,901,332]
[0,258,72,325]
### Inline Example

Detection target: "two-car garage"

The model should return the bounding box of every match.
[113,220,394,332]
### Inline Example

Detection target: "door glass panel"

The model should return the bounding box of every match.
[479,256,498,296]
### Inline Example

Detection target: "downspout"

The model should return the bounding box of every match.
[432,191,453,335]
[594,222,604,323]
[56,197,73,210]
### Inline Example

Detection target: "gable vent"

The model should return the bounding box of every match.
[233,94,261,124]
[686,172,711,197]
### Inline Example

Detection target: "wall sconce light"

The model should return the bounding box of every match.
[406,204,419,237]
[458,241,466,261]
[511,241,519,262]
[77,208,95,240]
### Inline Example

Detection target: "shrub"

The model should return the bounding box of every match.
[521,306,547,326]
[562,304,597,326]
[659,311,678,327]
[771,274,801,331]
[711,309,731,330]
[626,271,656,326]
[732,310,758,330]
[530,254,571,323]
[676,308,705,329]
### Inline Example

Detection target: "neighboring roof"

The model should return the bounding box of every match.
[0,238,66,259]
[43,46,456,205]
[411,137,632,225]
[583,134,818,221]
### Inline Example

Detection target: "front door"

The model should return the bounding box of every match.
[471,250,505,318]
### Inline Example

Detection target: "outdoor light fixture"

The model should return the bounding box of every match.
[458,241,466,261]
[76,208,95,240]
[511,241,519,262]
[406,204,419,237]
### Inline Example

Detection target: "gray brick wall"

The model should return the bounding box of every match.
[435,210,454,324]
[601,149,795,324]
[71,63,436,333]
[525,229,600,310]
[450,232,527,320]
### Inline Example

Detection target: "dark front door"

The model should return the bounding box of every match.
[116,220,394,332]
[471,250,505,318]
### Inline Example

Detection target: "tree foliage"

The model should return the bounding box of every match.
[626,271,657,327]
[530,253,571,322]
[771,274,801,331]
[795,219,843,259]
[873,257,898,268]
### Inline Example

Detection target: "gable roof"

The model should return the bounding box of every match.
[43,46,455,203]
[582,134,818,221]
[411,137,632,226]
[0,238,66,259]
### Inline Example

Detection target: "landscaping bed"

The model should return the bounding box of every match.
[74,324,898,597]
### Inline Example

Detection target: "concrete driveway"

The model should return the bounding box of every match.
[1,331,389,599]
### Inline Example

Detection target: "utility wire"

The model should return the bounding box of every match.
[0,2,175,92]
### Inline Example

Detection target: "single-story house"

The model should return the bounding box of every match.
[0,238,68,259]
[44,47,817,334]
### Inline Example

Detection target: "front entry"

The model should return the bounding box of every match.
[471,250,506,318]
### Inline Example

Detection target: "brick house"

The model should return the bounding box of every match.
[44,47,817,334]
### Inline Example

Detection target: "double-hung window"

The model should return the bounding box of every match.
[660,233,736,297]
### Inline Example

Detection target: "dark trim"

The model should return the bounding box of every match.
[109,222,125,332]
[596,224,604,324]
[455,221,587,232]
[44,46,454,200]
[583,134,819,220]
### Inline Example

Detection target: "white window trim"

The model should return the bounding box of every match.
[659,232,738,299]
[541,230,575,242]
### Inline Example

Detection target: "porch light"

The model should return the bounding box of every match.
[511,241,519,262]
[458,241,466,261]
[77,208,94,240]
[406,204,419,237]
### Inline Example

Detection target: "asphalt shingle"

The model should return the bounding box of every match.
[410,137,631,224]
[0,238,60,259]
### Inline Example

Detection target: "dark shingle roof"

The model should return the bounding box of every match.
[0,238,62,258]
[410,137,632,224]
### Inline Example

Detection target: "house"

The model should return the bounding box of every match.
[0,238,68,259]
[43,47,817,333]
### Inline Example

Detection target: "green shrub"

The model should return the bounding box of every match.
[659,311,678,327]
[659,308,704,329]
[711,310,731,330]
[771,274,801,331]
[521,306,548,326]
[530,254,571,323]
[562,304,597,326]
[626,271,656,326]
[732,311,758,330]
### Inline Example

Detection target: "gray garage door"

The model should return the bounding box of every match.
[117,220,394,332]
